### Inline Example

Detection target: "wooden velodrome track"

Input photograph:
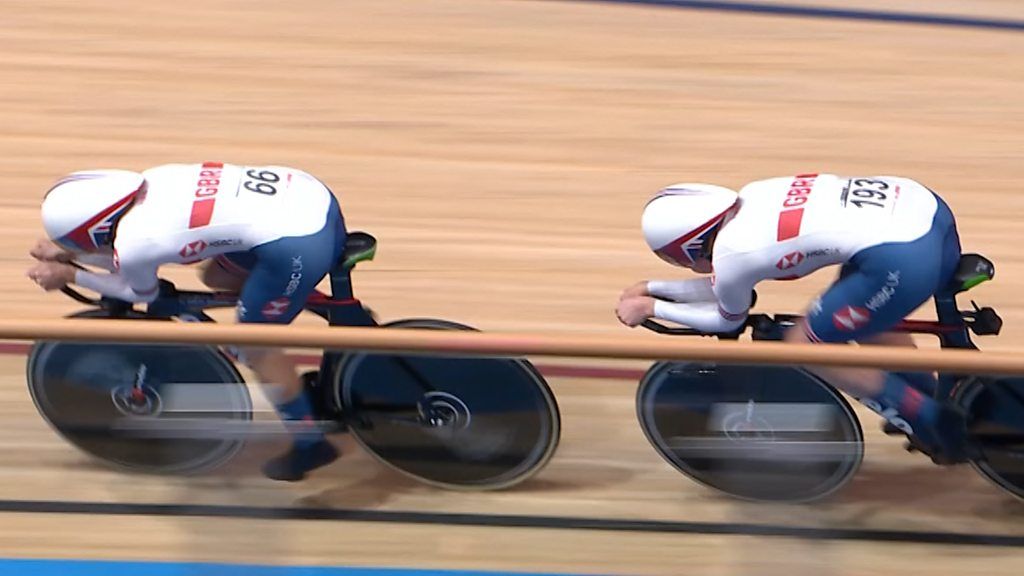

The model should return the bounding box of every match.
[2,0,1024,573]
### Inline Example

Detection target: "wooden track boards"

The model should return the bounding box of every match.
[2,0,1024,573]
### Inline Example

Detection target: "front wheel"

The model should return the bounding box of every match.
[955,377,1024,500]
[27,313,252,474]
[637,361,864,502]
[335,319,561,490]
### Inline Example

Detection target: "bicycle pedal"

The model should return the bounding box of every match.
[902,438,968,465]
[882,422,907,436]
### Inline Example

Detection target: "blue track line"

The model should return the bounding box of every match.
[557,0,1024,31]
[0,558,574,576]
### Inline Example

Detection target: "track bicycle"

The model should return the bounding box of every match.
[636,253,1024,502]
[27,232,561,490]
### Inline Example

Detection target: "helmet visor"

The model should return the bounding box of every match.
[57,194,135,252]
[652,207,731,267]
[51,183,142,252]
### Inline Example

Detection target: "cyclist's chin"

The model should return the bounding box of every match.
[691,259,712,274]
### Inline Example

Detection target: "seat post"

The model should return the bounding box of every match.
[933,292,975,350]
[324,231,378,326]
[329,266,355,301]
[324,266,377,326]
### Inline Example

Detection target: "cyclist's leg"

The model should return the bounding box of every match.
[840,194,962,396]
[788,207,965,460]
[876,195,962,397]
[858,332,935,395]
[786,264,960,458]
[830,262,922,352]
[237,200,347,480]
[786,261,936,395]
[831,263,917,345]
[785,258,912,396]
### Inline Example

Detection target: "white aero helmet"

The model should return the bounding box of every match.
[42,170,145,252]
[642,183,739,266]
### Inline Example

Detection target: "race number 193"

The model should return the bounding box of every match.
[844,178,892,210]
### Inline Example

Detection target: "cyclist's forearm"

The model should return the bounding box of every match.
[75,251,117,272]
[647,278,715,302]
[73,270,158,303]
[652,300,745,333]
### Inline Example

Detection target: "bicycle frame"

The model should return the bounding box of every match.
[772,294,987,400]
[128,266,378,327]
[61,264,448,421]
[909,294,977,400]
[642,287,1003,403]
[47,253,560,488]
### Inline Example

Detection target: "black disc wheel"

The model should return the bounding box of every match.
[956,377,1024,500]
[336,319,560,490]
[637,361,863,502]
[27,338,251,475]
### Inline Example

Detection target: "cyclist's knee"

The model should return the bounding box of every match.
[784,325,808,344]
[784,318,816,344]
[199,259,247,292]
[859,331,916,348]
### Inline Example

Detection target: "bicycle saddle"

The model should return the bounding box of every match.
[340,231,377,270]
[945,253,994,294]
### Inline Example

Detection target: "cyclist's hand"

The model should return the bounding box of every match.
[27,261,75,291]
[616,296,655,327]
[30,239,72,263]
[620,280,650,301]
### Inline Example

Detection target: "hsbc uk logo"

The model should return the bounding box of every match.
[179,240,207,259]
[776,251,805,270]
[833,305,871,332]
[865,271,901,312]
[261,297,291,319]
[777,248,839,271]
[284,256,304,296]
[807,248,839,258]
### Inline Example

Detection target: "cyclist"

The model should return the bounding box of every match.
[27,162,345,481]
[616,173,971,463]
